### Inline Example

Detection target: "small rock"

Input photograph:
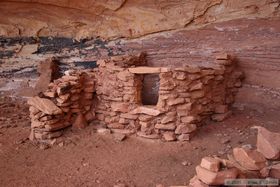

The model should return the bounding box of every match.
[58,142,64,147]
[200,157,221,172]
[39,144,49,150]
[162,132,176,141]
[114,133,126,141]
[97,128,111,134]
[182,161,192,166]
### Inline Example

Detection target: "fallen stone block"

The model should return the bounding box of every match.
[252,126,280,160]
[196,165,238,185]
[200,157,221,172]
[233,147,267,171]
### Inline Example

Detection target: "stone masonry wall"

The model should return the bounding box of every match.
[93,53,243,141]
[27,53,243,142]
[28,70,95,141]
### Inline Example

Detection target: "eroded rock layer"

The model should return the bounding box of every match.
[0,0,279,39]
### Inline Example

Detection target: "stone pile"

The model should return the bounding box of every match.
[188,126,280,187]
[94,53,243,141]
[28,70,95,141]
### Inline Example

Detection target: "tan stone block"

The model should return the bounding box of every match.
[120,113,138,120]
[139,121,152,128]
[175,124,196,134]
[181,116,196,123]
[162,132,176,141]
[216,53,230,60]
[196,166,238,185]
[128,67,161,74]
[190,82,203,91]
[200,157,221,172]
[138,115,153,122]
[177,134,191,141]
[155,123,176,130]
[189,175,210,187]
[167,98,185,106]
[233,147,267,171]
[177,103,192,110]
[190,90,205,99]
[43,91,56,98]
[161,115,176,124]
[28,96,62,115]
[131,106,161,116]
[45,121,71,131]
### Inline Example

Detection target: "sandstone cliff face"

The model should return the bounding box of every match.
[0,0,279,39]
[0,0,280,109]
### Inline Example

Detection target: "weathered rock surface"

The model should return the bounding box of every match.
[0,0,279,39]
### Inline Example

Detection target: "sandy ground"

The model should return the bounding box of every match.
[0,96,279,187]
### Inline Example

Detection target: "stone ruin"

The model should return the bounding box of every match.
[28,52,244,142]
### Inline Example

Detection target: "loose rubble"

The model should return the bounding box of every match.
[184,126,280,187]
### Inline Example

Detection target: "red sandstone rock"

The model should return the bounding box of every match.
[196,166,238,185]
[177,134,191,141]
[162,132,176,141]
[233,147,267,171]
[216,53,230,60]
[200,157,221,172]
[180,116,196,123]
[167,98,185,106]
[128,67,162,74]
[252,126,280,160]
[175,124,196,134]
[130,106,161,116]
[155,123,176,130]
[189,176,210,187]
[28,96,62,115]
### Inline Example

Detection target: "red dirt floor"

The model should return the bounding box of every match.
[0,96,279,187]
